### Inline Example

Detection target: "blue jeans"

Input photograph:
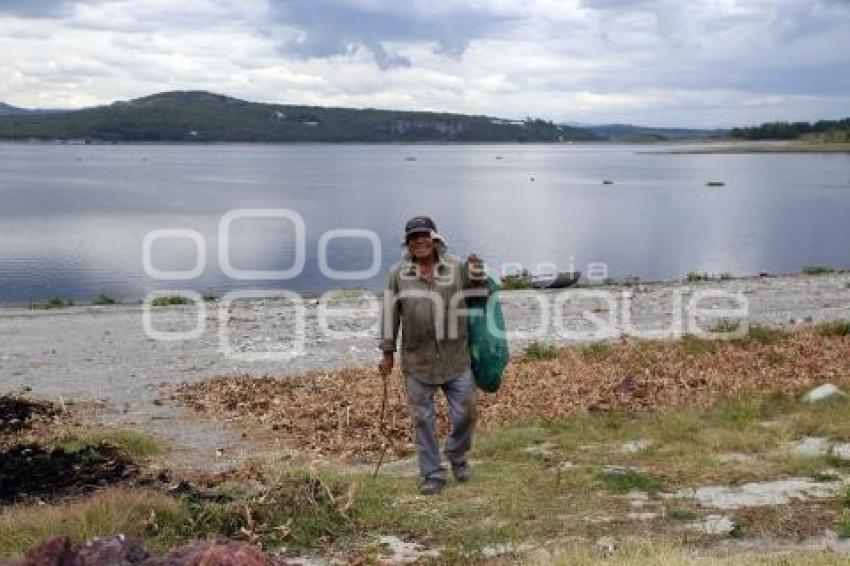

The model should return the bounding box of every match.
[404,367,477,482]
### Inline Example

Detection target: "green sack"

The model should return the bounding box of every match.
[467,275,509,392]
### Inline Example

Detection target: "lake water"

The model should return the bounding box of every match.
[1,142,849,303]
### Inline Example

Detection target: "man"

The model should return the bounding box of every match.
[379,215,486,495]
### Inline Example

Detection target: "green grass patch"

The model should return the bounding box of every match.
[838,515,850,539]
[811,471,840,483]
[582,342,611,360]
[686,271,733,282]
[599,276,641,287]
[681,323,789,349]
[802,265,836,276]
[475,426,551,459]
[680,333,717,355]
[151,295,194,307]
[57,429,165,459]
[739,324,790,345]
[358,457,584,557]
[0,470,359,559]
[547,538,850,565]
[784,395,850,440]
[523,341,560,360]
[0,489,185,558]
[500,271,535,290]
[30,297,75,310]
[763,350,790,366]
[710,319,741,333]
[818,320,850,337]
[825,449,850,469]
[664,507,698,521]
[597,469,662,493]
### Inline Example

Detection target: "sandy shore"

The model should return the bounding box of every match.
[1,272,849,469]
[642,141,850,154]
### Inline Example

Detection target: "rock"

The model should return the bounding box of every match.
[691,478,843,510]
[158,540,282,565]
[19,536,74,565]
[619,439,652,454]
[802,383,846,403]
[376,534,435,562]
[522,442,555,460]
[833,444,850,461]
[685,514,737,536]
[74,535,150,564]
[595,536,616,553]
[480,542,534,560]
[626,511,658,521]
[716,453,755,464]
[602,465,635,474]
[4,536,283,566]
[626,490,649,508]
[791,437,830,457]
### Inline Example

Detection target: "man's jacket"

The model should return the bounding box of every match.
[380,251,482,384]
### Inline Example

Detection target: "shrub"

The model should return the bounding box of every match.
[597,468,662,493]
[151,295,193,307]
[501,270,534,290]
[802,266,836,275]
[582,342,611,360]
[818,320,850,337]
[31,297,74,310]
[523,342,559,360]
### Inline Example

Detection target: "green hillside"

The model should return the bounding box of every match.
[0,91,598,143]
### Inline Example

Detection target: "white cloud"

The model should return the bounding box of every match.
[0,0,847,126]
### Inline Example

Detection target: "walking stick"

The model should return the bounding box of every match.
[372,368,390,479]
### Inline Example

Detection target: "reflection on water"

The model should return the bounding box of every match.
[0,142,849,302]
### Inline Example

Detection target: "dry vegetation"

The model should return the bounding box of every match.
[171,323,850,462]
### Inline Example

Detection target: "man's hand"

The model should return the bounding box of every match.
[378,351,394,376]
[467,253,486,286]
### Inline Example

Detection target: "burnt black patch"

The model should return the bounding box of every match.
[0,442,136,504]
[0,396,56,434]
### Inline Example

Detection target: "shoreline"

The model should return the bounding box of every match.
[642,140,850,154]
[2,139,848,153]
[3,269,846,309]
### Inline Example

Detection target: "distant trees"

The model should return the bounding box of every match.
[730,118,850,140]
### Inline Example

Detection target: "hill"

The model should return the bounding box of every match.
[0,91,598,143]
[0,102,29,116]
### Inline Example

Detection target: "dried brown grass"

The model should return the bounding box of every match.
[171,325,850,462]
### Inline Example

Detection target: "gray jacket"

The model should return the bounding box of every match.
[380,251,484,384]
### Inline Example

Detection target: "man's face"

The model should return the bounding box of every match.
[407,232,434,259]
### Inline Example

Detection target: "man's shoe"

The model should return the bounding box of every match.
[452,463,471,483]
[419,478,445,495]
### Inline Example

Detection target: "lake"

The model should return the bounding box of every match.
[1,142,849,303]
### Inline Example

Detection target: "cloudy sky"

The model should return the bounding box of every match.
[1,0,848,127]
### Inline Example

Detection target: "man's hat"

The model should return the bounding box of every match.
[404,215,437,240]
